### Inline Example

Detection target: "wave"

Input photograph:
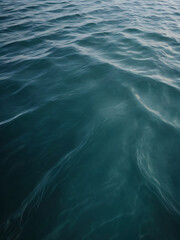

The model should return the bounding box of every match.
[137,126,180,219]
[0,126,93,239]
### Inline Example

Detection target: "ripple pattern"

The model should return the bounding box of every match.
[1,0,180,239]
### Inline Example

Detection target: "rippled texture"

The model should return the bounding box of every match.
[1,0,180,239]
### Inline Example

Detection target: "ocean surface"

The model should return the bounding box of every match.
[1,0,180,239]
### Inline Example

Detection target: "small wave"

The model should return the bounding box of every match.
[136,126,180,219]
[131,88,180,130]
[1,124,93,239]
[0,107,38,126]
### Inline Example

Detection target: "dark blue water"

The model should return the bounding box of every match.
[1,0,180,239]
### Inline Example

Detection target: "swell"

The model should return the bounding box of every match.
[136,127,180,220]
[131,87,180,131]
[131,79,180,217]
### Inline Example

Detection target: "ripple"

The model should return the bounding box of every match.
[0,107,38,126]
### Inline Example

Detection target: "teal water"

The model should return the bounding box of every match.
[1,0,180,239]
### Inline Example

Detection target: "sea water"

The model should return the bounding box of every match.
[0,0,180,239]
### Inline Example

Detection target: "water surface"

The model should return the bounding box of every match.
[1,0,180,239]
